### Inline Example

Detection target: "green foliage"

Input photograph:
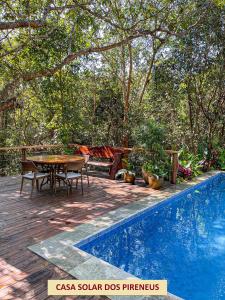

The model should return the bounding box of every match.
[143,161,168,178]
[217,149,225,170]
[63,147,74,155]
[127,149,146,174]
[117,156,136,179]
[126,161,135,172]
[179,149,203,177]
[135,119,166,152]
[0,0,224,181]
[135,119,169,176]
[122,156,136,173]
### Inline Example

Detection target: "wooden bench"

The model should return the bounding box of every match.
[75,145,127,179]
[74,145,178,183]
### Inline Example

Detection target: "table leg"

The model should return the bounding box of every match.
[50,167,55,189]
[53,166,57,193]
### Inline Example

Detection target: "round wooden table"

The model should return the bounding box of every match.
[27,155,84,189]
[27,154,84,165]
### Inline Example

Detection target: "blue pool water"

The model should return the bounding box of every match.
[76,174,225,300]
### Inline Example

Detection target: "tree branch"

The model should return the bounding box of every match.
[0,98,17,112]
[0,20,45,31]
[72,1,125,31]
[138,41,164,104]
[0,32,152,102]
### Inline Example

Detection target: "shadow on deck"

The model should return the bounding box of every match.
[0,172,169,300]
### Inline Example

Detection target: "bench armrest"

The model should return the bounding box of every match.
[109,152,123,179]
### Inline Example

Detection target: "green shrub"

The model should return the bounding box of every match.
[179,148,203,177]
[217,148,225,170]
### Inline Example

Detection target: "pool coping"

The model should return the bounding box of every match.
[28,170,222,300]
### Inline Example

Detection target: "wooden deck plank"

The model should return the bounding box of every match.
[0,174,165,300]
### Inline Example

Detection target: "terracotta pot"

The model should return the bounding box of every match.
[148,175,164,189]
[124,172,135,184]
[142,168,151,184]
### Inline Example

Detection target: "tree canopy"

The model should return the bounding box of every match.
[0,0,224,153]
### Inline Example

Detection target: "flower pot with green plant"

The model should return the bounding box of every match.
[115,158,136,184]
[144,161,167,189]
[142,161,153,184]
[134,119,169,186]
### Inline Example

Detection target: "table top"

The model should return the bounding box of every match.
[27,155,84,164]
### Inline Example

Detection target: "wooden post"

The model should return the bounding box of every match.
[21,148,26,161]
[171,152,178,184]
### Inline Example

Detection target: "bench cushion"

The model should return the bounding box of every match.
[87,161,113,168]
[55,172,81,180]
[23,172,49,180]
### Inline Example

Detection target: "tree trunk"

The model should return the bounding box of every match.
[122,43,132,148]
[138,48,156,104]
[187,81,197,153]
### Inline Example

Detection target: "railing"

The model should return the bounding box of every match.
[0,144,179,183]
[165,150,179,184]
[0,144,67,176]
[121,147,179,184]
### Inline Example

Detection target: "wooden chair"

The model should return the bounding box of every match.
[20,161,50,196]
[54,160,85,195]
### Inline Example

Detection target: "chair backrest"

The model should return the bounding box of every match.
[82,154,90,164]
[64,160,85,172]
[75,154,90,163]
[74,145,92,156]
[21,161,38,174]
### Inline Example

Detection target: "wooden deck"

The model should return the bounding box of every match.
[0,173,167,300]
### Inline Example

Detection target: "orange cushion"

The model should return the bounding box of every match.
[75,145,124,159]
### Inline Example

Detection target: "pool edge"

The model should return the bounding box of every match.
[28,170,222,300]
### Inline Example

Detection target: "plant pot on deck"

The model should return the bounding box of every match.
[124,172,135,184]
[148,174,164,189]
[142,167,151,184]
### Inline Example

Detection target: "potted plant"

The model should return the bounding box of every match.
[141,147,169,187]
[124,170,136,184]
[148,163,167,189]
[115,159,136,184]
[142,161,167,189]
[134,119,169,185]
[142,161,153,184]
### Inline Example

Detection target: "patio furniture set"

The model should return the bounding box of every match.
[19,145,179,197]
[20,154,89,196]
[20,146,125,196]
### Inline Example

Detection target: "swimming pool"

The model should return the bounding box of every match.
[76,173,225,300]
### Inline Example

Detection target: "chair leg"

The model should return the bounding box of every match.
[54,177,57,194]
[31,179,35,197]
[81,175,83,195]
[86,166,90,186]
[36,179,39,191]
[66,180,70,196]
[20,177,24,194]
[76,179,78,189]
[40,177,45,191]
